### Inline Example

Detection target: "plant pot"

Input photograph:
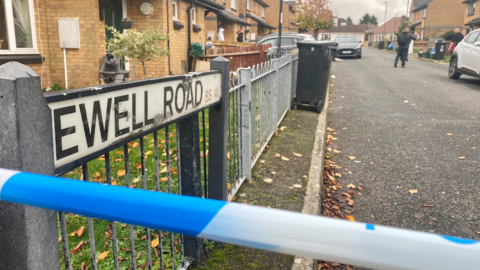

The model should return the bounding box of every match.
[120,20,133,29]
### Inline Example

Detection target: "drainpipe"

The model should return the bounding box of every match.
[167,0,171,74]
[187,0,195,72]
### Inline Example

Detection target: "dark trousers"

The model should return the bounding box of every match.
[395,48,408,66]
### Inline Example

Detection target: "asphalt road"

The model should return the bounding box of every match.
[329,48,480,243]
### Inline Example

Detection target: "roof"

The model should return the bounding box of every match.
[217,10,251,25]
[247,13,275,29]
[195,0,226,11]
[355,24,378,32]
[255,0,269,7]
[323,18,364,33]
[465,16,480,26]
[409,20,422,28]
[372,17,405,33]
[411,0,434,12]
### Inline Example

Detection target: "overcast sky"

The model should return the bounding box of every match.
[331,0,411,26]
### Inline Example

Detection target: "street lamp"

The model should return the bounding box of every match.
[383,2,388,40]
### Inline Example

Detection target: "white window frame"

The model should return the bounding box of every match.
[410,14,413,22]
[192,5,196,24]
[0,0,38,54]
[423,8,427,18]
[262,6,265,18]
[468,2,476,16]
[231,0,236,10]
[172,0,178,21]
[246,0,250,10]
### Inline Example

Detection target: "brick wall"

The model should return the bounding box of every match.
[264,0,290,32]
[30,0,51,89]
[463,0,480,32]
[424,0,466,37]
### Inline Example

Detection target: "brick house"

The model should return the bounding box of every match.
[263,0,297,34]
[371,16,406,41]
[320,18,364,42]
[243,0,276,42]
[355,24,378,41]
[0,0,216,89]
[408,0,467,39]
[463,0,480,33]
[204,0,251,43]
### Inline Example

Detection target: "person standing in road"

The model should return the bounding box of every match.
[448,28,464,53]
[237,29,244,42]
[395,27,418,68]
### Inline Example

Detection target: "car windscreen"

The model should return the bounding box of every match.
[336,37,358,43]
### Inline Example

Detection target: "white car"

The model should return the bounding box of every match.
[449,29,480,80]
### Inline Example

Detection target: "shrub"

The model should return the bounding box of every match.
[440,30,454,41]
[189,43,204,58]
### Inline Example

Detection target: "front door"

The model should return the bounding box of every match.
[105,0,123,40]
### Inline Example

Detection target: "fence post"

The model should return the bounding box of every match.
[0,62,60,270]
[271,59,279,134]
[208,57,230,201]
[177,109,204,266]
[238,68,252,181]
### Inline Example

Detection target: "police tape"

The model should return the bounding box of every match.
[0,168,478,270]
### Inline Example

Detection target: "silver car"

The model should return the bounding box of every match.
[334,36,362,59]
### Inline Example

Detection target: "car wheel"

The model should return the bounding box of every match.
[449,58,461,79]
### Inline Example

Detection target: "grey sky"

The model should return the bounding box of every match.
[331,0,411,26]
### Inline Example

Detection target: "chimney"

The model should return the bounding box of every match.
[334,18,338,26]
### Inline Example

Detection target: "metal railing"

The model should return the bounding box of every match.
[227,53,299,200]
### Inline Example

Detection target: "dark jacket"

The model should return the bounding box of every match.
[397,31,417,49]
[237,33,244,42]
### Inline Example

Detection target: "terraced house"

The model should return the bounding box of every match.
[408,0,466,39]
[204,0,251,42]
[242,0,275,42]
[263,0,296,34]
[463,0,480,33]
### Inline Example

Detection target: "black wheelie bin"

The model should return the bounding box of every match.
[294,40,335,113]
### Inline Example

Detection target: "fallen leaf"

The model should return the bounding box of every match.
[145,151,153,156]
[383,203,391,206]
[136,164,142,169]
[116,151,124,155]
[160,167,167,173]
[357,186,363,192]
[227,152,230,160]
[69,231,76,237]
[414,213,424,219]
[447,133,453,136]
[279,126,286,131]
[417,124,422,127]
[409,189,418,194]
[326,147,332,151]
[371,178,375,181]
[460,225,473,235]
[347,184,356,189]
[335,173,342,177]
[293,184,302,188]
[71,241,84,254]
[347,156,356,160]
[327,127,335,132]
[423,204,434,207]
[98,251,110,261]
[341,193,351,199]
[76,226,85,237]
[345,216,355,222]
[293,152,302,157]
[117,169,126,177]
[161,177,168,182]
[448,140,451,143]
[333,149,341,154]
[348,190,355,194]
[151,237,159,248]
[132,178,140,183]
[132,142,139,148]
[281,156,290,161]
[458,156,466,160]
[342,127,347,130]
[346,199,355,206]
[264,178,273,183]
[275,153,281,158]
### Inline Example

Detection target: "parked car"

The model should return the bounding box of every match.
[449,29,480,80]
[334,36,362,59]
[255,33,314,55]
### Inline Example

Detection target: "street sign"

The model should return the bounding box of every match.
[46,72,221,169]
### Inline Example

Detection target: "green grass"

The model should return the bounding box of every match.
[444,56,451,62]
[413,48,420,53]
[60,114,210,270]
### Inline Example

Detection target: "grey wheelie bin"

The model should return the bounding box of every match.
[294,40,335,113]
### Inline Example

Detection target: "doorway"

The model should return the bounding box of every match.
[104,0,123,40]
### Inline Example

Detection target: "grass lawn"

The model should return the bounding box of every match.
[60,113,210,270]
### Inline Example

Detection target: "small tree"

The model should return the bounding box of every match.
[440,30,454,41]
[106,26,169,79]
[394,20,412,35]
[347,17,353,23]
[293,0,334,40]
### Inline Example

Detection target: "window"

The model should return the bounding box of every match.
[259,38,276,46]
[262,6,265,18]
[320,33,331,40]
[192,6,196,24]
[231,0,236,10]
[0,0,38,53]
[410,14,413,22]
[423,8,427,18]
[281,37,293,46]
[468,2,476,16]
[341,22,347,26]
[172,1,178,20]
[246,0,250,10]
[465,32,479,44]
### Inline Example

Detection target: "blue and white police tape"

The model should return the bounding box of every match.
[0,168,479,270]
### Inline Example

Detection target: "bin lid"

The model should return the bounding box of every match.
[435,39,446,43]
[296,40,337,47]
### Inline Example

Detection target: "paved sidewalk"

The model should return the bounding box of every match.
[193,109,322,270]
